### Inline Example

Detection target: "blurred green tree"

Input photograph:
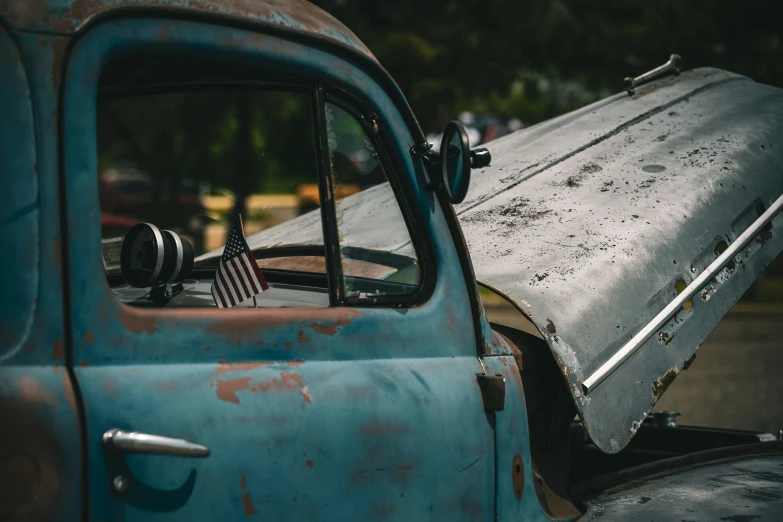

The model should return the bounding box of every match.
[312,0,783,133]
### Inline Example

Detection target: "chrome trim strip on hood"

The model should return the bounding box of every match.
[583,193,783,394]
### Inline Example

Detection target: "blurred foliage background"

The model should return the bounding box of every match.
[311,0,783,135]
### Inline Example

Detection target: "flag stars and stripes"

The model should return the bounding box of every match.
[211,219,269,308]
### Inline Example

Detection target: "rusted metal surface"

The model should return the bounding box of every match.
[0,26,83,522]
[456,68,783,454]
[580,454,783,521]
[62,18,493,520]
[480,354,579,521]
[0,369,82,522]
[0,0,376,63]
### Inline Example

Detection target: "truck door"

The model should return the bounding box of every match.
[63,17,495,521]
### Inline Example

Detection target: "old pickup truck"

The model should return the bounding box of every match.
[1,1,782,521]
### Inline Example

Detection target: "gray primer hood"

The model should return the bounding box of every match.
[457,68,783,453]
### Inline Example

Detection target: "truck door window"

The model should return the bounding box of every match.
[97,56,329,308]
[325,101,422,299]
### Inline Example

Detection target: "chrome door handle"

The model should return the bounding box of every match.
[102,428,210,457]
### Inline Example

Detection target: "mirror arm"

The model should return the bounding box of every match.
[411,143,442,191]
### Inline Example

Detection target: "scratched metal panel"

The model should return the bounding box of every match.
[64,19,495,520]
[0,0,375,62]
[457,69,783,453]
[580,455,783,521]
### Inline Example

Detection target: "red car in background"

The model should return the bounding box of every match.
[99,168,206,239]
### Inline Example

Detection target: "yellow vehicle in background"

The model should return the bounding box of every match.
[296,182,362,215]
[296,146,386,215]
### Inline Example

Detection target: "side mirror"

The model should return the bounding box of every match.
[440,121,471,204]
[415,121,492,205]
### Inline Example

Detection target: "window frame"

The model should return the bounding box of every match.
[320,89,435,307]
[86,32,437,313]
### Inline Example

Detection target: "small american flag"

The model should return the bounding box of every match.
[211,218,269,308]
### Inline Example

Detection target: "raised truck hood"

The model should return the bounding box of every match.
[196,68,783,454]
[456,67,783,453]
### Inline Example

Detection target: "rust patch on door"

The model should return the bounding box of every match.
[309,317,352,336]
[216,362,270,374]
[512,454,524,500]
[239,472,256,514]
[301,386,312,407]
[117,308,159,335]
[18,377,57,406]
[215,377,251,404]
[297,329,310,344]
[84,330,94,344]
[50,339,64,362]
[242,492,257,516]
[61,373,76,411]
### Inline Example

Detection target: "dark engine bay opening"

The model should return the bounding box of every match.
[490,322,779,517]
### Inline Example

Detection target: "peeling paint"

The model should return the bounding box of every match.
[301,385,312,407]
[216,361,270,374]
[215,377,251,404]
[117,308,159,335]
[652,368,678,400]
[1,0,377,64]
[309,317,352,336]
[50,339,64,362]
[242,492,257,516]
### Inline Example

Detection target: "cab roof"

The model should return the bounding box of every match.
[0,0,376,63]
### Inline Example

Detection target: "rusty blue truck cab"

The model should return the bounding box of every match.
[2,1,783,521]
[0,2,544,520]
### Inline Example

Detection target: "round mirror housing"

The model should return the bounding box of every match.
[440,121,472,204]
[120,223,193,288]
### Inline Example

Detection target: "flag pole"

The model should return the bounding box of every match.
[238,214,258,308]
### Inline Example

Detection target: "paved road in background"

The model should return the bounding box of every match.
[655,312,783,434]
[486,305,783,435]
